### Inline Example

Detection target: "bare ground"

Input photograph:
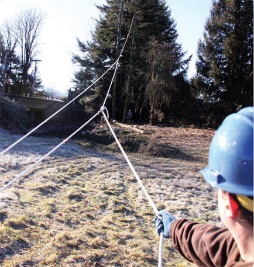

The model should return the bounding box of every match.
[0,123,221,267]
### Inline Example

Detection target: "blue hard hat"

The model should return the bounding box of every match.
[200,107,253,196]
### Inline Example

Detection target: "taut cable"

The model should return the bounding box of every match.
[100,107,164,267]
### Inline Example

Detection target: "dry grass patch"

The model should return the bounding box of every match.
[0,125,218,266]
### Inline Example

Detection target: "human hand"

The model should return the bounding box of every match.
[155,210,175,238]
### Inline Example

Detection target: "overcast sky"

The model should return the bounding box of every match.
[0,0,212,95]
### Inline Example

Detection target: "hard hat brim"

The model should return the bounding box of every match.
[200,167,253,196]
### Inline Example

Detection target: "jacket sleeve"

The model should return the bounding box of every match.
[170,219,240,267]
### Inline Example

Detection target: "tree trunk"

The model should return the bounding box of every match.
[112,0,124,120]
[149,99,155,125]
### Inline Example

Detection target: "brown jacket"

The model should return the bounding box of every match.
[171,219,253,267]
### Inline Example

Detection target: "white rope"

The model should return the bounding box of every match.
[102,14,135,106]
[101,108,158,215]
[100,107,164,267]
[0,15,135,191]
[0,111,100,193]
[0,57,119,188]
[159,232,164,267]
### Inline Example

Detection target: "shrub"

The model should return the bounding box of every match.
[0,95,31,132]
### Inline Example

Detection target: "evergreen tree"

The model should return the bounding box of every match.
[73,0,191,123]
[193,0,253,119]
[145,37,191,124]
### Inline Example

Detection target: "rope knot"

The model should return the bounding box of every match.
[99,106,109,118]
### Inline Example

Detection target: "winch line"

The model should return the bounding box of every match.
[102,109,159,215]
[101,108,164,267]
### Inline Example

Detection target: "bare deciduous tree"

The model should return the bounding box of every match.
[0,23,18,93]
[0,21,18,53]
[0,8,45,94]
[45,87,60,100]
[13,9,45,87]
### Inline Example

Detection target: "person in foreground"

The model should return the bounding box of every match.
[155,107,253,267]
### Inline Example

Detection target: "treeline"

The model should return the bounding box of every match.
[0,0,252,129]
[72,0,253,127]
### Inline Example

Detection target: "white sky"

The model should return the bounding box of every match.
[0,0,212,96]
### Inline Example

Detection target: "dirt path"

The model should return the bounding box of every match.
[0,125,220,267]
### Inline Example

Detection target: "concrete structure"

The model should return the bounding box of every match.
[6,94,66,123]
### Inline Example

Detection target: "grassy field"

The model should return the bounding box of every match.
[0,124,220,266]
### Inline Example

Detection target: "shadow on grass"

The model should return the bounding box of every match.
[146,143,199,161]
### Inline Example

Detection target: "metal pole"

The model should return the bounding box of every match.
[112,0,124,120]
[31,59,41,96]
[2,52,8,94]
